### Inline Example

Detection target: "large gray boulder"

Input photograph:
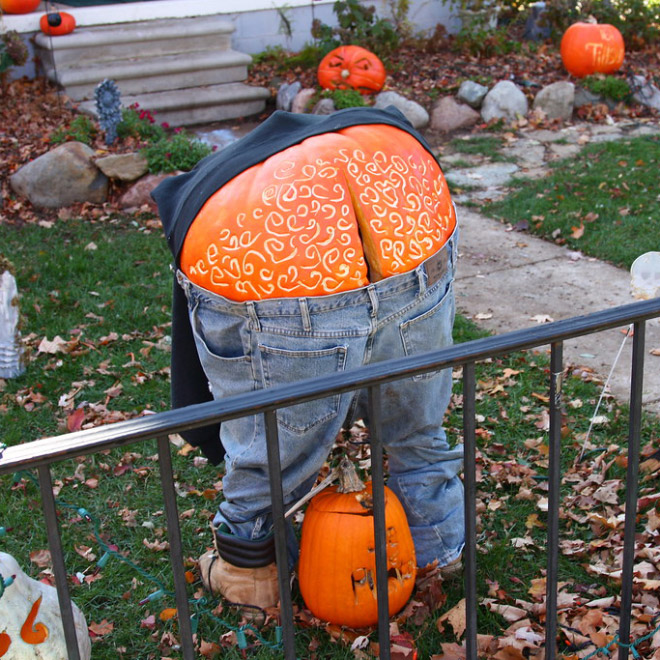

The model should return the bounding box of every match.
[9,142,108,208]
[533,81,575,121]
[481,80,529,123]
[374,91,430,129]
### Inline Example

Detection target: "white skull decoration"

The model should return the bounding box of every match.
[0,552,91,659]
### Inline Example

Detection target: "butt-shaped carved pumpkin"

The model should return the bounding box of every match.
[181,123,455,301]
[560,22,624,78]
[297,457,417,628]
[317,45,386,94]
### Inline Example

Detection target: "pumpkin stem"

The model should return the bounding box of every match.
[337,456,365,493]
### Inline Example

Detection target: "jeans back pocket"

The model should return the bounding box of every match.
[399,285,455,381]
[258,344,348,434]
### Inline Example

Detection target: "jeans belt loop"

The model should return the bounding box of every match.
[246,301,261,332]
[298,298,312,332]
[367,285,379,320]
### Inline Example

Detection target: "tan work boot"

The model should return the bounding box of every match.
[439,555,463,580]
[198,550,279,610]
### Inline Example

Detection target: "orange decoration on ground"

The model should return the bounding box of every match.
[181,124,455,301]
[0,631,11,657]
[297,458,417,627]
[20,596,49,644]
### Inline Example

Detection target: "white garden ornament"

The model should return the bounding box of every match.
[0,552,91,659]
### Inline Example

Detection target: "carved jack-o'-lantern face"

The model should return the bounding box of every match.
[317,45,387,94]
[180,123,455,301]
[297,458,417,628]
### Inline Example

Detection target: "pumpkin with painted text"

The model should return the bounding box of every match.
[560,22,624,78]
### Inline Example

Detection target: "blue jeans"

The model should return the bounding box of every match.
[177,226,464,568]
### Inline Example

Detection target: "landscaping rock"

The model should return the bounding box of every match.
[532,81,575,121]
[430,96,480,132]
[443,162,519,189]
[276,81,301,111]
[631,74,660,112]
[9,142,108,208]
[95,152,149,182]
[480,80,528,123]
[120,172,173,211]
[457,80,489,109]
[374,91,429,129]
[502,138,545,168]
[312,98,336,115]
[291,88,316,114]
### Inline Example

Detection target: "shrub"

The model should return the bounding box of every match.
[0,30,28,83]
[311,0,400,60]
[325,88,367,109]
[581,75,631,102]
[50,115,98,145]
[542,0,660,47]
[117,104,167,143]
[140,132,213,174]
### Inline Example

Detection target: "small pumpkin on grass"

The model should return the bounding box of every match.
[297,456,417,628]
[317,45,386,94]
[560,22,624,78]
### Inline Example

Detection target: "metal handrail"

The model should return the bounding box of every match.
[1,296,659,660]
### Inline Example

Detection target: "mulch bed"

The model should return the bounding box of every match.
[1,41,658,227]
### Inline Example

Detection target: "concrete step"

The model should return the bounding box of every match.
[49,49,252,101]
[78,82,271,128]
[34,15,234,67]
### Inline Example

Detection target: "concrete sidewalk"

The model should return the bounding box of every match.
[453,204,660,415]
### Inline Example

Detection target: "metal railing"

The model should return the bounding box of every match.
[1,296,659,660]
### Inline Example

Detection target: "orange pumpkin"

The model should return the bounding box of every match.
[317,45,386,94]
[0,0,40,13]
[560,22,624,78]
[180,123,455,301]
[39,12,76,36]
[298,457,417,628]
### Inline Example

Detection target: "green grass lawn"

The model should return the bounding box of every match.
[1,189,659,657]
[483,134,660,269]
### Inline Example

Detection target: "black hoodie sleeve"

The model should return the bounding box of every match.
[170,278,224,464]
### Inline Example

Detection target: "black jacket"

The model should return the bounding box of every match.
[152,106,438,464]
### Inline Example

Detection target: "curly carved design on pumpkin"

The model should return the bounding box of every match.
[181,124,455,301]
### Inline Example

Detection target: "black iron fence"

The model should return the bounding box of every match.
[1,296,659,660]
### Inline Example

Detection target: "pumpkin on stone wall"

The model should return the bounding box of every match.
[297,457,417,628]
[0,0,40,13]
[317,45,387,94]
[180,122,455,301]
[40,11,77,36]
[560,22,625,78]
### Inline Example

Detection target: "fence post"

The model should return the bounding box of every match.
[618,320,645,660]
[264,409,296,659]
[462,362,478,660]
[368,384,391,660]
[157,435,195,659]
[545,342,564,660]
[37,465,82,660]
